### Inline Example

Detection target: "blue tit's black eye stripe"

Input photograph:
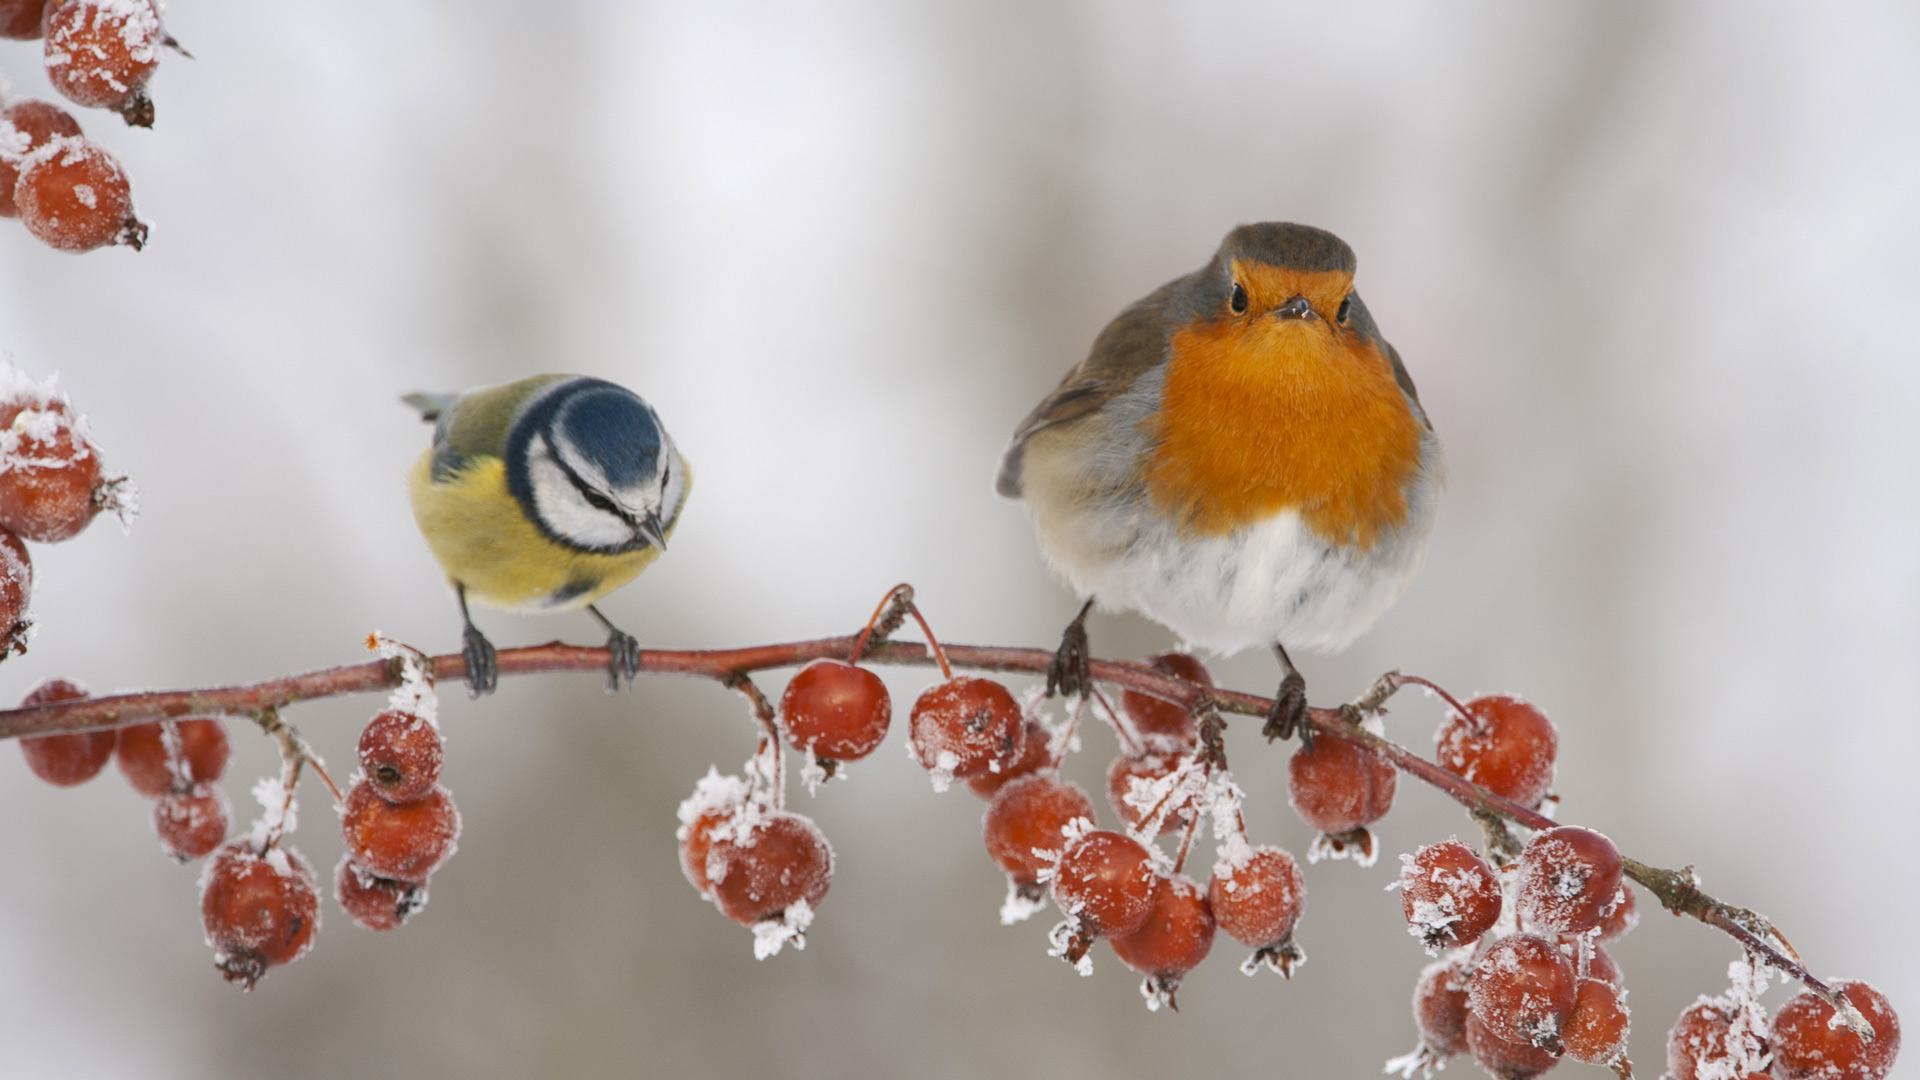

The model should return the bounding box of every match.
[544,433,637,528]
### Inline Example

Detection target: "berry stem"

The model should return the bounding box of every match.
[903,603,954,682]
[727,675,783,810]
[849,583,915,663]
[1087,686,1146,757]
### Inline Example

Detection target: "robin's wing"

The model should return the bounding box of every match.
[1383,343,1432,431]
[995,289,1176,499]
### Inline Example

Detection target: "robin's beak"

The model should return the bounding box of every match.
[1273,295,1313,320]
[637,512,669,551]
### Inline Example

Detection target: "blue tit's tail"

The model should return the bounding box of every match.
[401,392,455,422]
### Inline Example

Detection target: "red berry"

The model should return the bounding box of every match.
[0,0,49,39]
[675,770,750,898]
[779,659,892,762]
[0,529,30,646]
[1573,939,1624,989]
[1109,874,1214,1008]
[1,100,82,216]
[198,841,320,988]
[340,780,460,882]
[1465,1011,1562,1077]
[1516,826,1624,934]
[966,719,1052,798]
[1208,845,1307,950]
[1398,839,1502,951]
[333,856,427,933]
[1436,695,1558,809]
[116,717,229,797]
[1120,651,1211,752]
[16,677,114,786]
[1772,980,1901,1080]
[1595,884,1638,942]
[0,393,107,539]
[357,709,444,803]
[1287,733,1396,834]
[982,773,1094,887]
[1564,976,1631,1066]
[1413,955,1475,1058]
[1667,999,1771,1080]
[706,812,833,927]
[1468,933,1579,1050]
[907,676,1025,786]
[12,137,145,251]
[1050,829,1159,937]
[1105,752,1195,836]
[42,0,161,124]
[152,781,229,861]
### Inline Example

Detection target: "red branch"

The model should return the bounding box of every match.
[0,633,1871,1037]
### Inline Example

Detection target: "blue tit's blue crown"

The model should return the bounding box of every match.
[553,385,662,487]
[504,377,677,555]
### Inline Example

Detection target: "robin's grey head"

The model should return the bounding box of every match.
[507,378,682,554]
[1197,222,1372,336]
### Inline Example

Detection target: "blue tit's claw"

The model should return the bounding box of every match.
[462,625,498,698]
[1263,673,1310,748]
[604,630,641,693]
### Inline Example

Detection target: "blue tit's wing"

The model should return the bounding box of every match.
[407,376,574,483]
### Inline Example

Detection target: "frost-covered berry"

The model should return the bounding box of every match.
[1109,874,1214,1010]
[1667,999,1771,1080]
[11,137,146,251]
[1564,937,1625,989]
[16,677,114,786]
[357,708,443,803]
[152,781,229,861]
[1468,933,1579,1051]
[42,0,162,125]
[116,717,229,797]
[340,779,459,882]
[1413,954,1475,1059]
[0,529,31,647]
[675,770,750,899]
[1595,884,1638,943]
[1120,651,1211,752]
[705,811,832,928]
[1515,826,1623,935]
[982,773,1093,888]
[1771,980,1901,1080]
[1287,733,1395,860]
[966,719,1052,799]
[199,841,320,989]
[779,659,892,763]
[1208,845,1307,956]
[0,99,82,217]
[1436,695,1558,809]
[1051,829,1158,938]
[1106,752,1195,837]
[907,676,1025,788]
[1465,1011,1561,1078]
[334,856,427,933]
[1397,839,1501,951]
[0,393,109,540]
[0,0,50,39]
[1563,976,1631,1067]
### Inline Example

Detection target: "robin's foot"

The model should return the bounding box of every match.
[461,624,498,698]
[588,604,641,692]
[1263,672,1310,748]
[1046,600,1094,699]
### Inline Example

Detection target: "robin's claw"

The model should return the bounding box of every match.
[1263,673,1310,748]
[462,624,498,698]
[1047,602,1094,699]
[604,629,641,693]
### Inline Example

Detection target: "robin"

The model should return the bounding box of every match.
[996,222,1440,743]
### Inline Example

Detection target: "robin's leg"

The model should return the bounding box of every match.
[1046,598,1096,699]
[1263,642,1312,748]
[456,584,498,698]
[588,604,641,692]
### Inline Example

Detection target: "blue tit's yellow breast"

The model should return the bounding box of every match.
[407,452,660,612]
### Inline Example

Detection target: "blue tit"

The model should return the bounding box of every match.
[403,374,691,696]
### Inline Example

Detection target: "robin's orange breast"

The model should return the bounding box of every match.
[1145,317,1423,550]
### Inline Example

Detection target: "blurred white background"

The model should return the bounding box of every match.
[2,1,1916,1076]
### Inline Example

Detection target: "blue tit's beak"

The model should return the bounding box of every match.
[637,512,669,552]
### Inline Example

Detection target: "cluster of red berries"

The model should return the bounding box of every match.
[1661,964,1901,1080]
[336,704,457,933]
[0,0,172,251]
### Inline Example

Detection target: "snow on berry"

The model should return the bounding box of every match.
[11,136,145,252]
[1666,957,1777,1080]
[0,528,31,652]
[705,812,833,952]
[1049,829,1159,939]
[982,773,1094,892]
[0,368,129,539]
[198,840,320,989]
[334,855,428,933]
[1385,954,1475,1078]
[1563,975,1632,1066]
[116,717,229,797]
[967,718,1052,798]
[1108,751,1201,838]
[41,0,163,123]
[1464,1011,1561,1077]
[1393,839,1502,952]
[1208,844,1307,977]
[1435,694,1558,809]
[1515,825,1624,935]
[1771,980,1900,1080]
[1108,874,1215,1012]
[339,779,460,881]
[907,675,1025,789]
[0,99,82,218]
[152,781,230,861]
[1467,932,1578,1051]
[357,709,444,804]
[675,768,758,899]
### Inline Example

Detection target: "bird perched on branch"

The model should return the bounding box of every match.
[403,374,690,697]
[997,223,1440,742]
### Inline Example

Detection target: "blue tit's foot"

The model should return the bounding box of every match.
[462,624,499,698]
[603,628,641,693]
[1046,599,1095,699]
[1263,672,1310,748]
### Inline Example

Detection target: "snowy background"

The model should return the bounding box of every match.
[2,1,1917,1076]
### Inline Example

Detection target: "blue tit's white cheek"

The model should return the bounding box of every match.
[526,444,632,549]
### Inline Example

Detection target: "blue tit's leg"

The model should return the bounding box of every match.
[1263,642,1312,748]
[456,584,498,698]
[1045,598,1095,699]
[587,604,640,692]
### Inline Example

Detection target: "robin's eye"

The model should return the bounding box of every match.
[1229,282,1248,315]
[1336,294,1353,325]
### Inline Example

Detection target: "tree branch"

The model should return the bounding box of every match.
[0,633,1868,1035]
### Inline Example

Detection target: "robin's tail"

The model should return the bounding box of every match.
[400,392,455,423]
